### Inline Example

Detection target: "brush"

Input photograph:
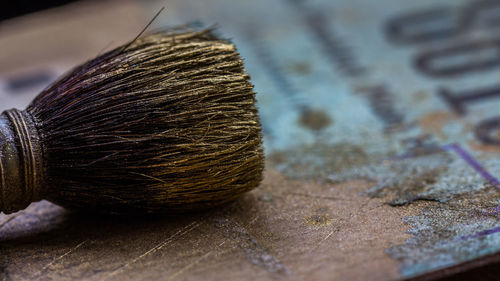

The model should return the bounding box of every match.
[0,28,264,214]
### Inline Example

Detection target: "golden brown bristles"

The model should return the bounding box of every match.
[0,29,264,214]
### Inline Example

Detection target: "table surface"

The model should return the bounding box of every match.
[1,0,500,280]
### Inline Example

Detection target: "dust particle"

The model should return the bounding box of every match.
[306,208,333,226]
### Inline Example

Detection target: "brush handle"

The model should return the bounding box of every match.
[0,109,43,214]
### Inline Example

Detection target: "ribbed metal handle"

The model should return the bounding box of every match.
[0,109,43,214]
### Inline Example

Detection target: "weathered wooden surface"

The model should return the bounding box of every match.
[1,170,424,281]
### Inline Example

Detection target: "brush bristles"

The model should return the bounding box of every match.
[27,30,264,213]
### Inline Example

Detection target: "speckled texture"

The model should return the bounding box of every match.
[327,150,500,276]
[272,142,500,277]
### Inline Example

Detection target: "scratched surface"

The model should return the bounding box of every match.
[1,0,500,280]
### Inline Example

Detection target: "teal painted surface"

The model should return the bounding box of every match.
[148,0,500,277]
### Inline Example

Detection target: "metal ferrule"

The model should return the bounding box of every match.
[0,109,43,214]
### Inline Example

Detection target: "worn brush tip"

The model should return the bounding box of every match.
[0,28,264,214]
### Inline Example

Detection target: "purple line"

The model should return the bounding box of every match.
[445,143,500,241]
[443,143,500,190]
[479,207,500,216]
[460,226,500,240]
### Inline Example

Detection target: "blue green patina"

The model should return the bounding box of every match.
[162,0,500,277]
